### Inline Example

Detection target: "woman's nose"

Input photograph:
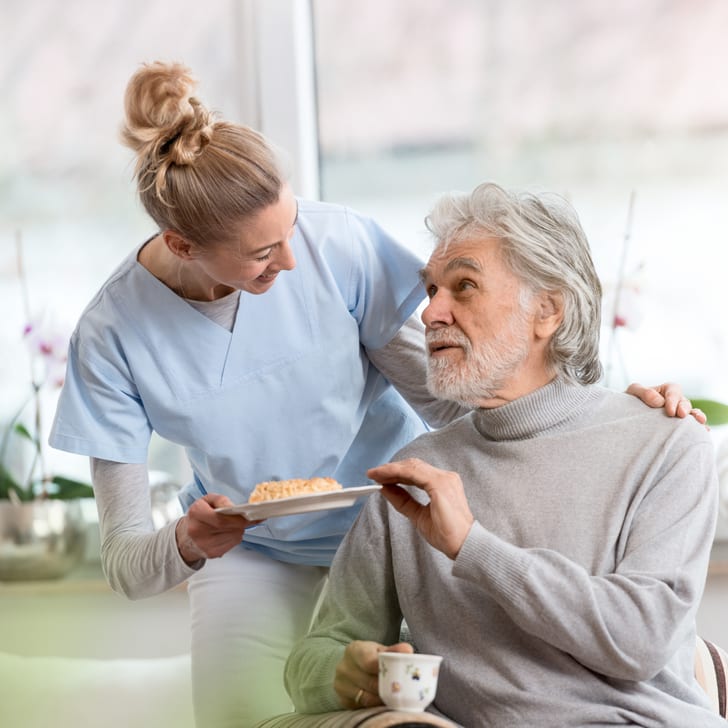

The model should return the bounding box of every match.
[275,239,296,271]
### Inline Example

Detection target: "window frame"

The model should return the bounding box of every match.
[235,0,320,200]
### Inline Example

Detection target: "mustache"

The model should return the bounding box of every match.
[426,327,471,350]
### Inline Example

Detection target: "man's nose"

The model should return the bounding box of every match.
[421,291,454,328]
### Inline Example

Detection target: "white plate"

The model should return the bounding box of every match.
[215,485,382,520]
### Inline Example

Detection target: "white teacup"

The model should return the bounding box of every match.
[378,651,443,713]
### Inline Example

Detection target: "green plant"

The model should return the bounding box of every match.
[689,399,728,428]
[0,406,93,502]
[0,233,93,502]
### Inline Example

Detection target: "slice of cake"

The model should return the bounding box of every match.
[248,477,343,503]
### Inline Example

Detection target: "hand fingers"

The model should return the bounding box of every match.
[666,394,692,418]
[368,457,447,490]
[184,495,258,559]
[340,685,382,710]
[626,382,665,407]
[627,382,698,420]
[381,484,425,521]
[335,641,383,709]
[628,383,708,427]
[337,641,414,709]
[654,382,685,417]
[202,493,236,508]
[383,641,415,655]
[191,496,258,529]
[676,399,692,418]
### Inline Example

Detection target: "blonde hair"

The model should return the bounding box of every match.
[120,61,283,245]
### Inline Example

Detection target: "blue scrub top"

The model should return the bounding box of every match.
[50,199,429,565]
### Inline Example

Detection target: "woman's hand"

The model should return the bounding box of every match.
[335,640,413,709]
[368,458,475,560]
[175,493,259,565]
[627,382,707,425]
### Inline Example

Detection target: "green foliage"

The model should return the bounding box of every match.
[13,422,34,443]
[0,464,29,501]
[0,462,93,501]
[1,420,93,501]
[690,399,728,427]
[3,233,94,501]
[48,476,94,500]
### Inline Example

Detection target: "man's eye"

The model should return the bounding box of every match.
[426,285,437,298]
[459,279,475,291]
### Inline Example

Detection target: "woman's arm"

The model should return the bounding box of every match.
[90,458,202,600]
[368,317,707,428]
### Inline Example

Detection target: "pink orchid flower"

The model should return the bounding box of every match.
[602,264,646,332]
[22,317,70,389]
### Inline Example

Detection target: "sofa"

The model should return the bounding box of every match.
[0,651,194,728]
[1,637,724,727]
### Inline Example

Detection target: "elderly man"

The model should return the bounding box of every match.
[283,183,722,727]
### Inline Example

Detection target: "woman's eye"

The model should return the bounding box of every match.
[256,249,273,262]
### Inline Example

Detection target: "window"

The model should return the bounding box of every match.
[1,0,245,478]
[4,1,728,485]
[312,0,728,407]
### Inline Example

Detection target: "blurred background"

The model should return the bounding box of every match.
[2,0,727,482]
[1,2,728,711]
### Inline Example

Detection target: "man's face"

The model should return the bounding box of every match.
[420,236,537,407]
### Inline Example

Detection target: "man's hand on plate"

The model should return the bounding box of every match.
[368,458,475,560]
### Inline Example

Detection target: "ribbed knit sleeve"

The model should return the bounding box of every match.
[452,434,718,681]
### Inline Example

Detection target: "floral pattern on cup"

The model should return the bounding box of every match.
[378,652,443,713]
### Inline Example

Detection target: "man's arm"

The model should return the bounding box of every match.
[371,433,718,681]
[284,497,405,714]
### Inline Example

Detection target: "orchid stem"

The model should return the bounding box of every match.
[15,231,48,497]
[16,231,33,324]
[605,191,636,389]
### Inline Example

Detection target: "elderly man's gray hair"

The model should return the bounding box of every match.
[425,182,603,385]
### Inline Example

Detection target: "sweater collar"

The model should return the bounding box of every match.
[471,378,600,441]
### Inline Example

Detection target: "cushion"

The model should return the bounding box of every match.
[0,651,194,728]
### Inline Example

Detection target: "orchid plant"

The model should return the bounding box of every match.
[602,193,728,428]
[0,233,93,502]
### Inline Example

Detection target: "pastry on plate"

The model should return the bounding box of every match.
[248,477,342,503]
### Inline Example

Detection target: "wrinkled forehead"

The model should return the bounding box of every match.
[421,236,502,283]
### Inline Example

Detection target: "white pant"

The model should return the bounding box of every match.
[187,547,328,728]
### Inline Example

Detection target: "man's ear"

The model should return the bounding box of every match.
[534,291,564,340]
[162,230,198,261]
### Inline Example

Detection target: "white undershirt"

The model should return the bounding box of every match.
[185,289,241,331]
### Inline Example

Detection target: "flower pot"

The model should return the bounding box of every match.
[0,499,87,581]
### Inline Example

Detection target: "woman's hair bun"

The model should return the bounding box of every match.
[121,61,215,179]
[119,60,283,242]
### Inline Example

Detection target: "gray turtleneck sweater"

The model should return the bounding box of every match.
[285,379,722,727]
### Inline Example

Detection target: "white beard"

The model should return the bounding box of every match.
[426,319,531,407]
